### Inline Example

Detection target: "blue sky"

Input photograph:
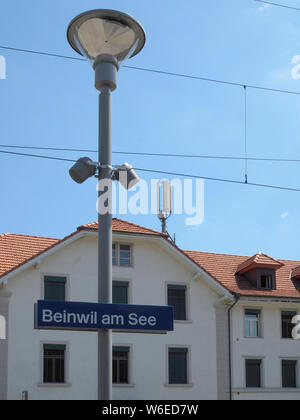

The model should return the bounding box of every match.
[1,0,300,259]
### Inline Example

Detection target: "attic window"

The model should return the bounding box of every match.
[259,274,273,290]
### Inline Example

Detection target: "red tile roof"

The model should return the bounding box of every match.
[0,219,300,299]
[79,219,162,236]
[185,250,300,299]
[0,219,162,280]
[0,234,59,277]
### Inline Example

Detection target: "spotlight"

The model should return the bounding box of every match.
[114,163,140,190]
[69,157,97,184]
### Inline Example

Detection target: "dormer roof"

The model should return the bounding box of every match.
[235,253,284,275]
[291,265,300,280]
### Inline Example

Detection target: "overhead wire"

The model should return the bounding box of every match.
[0,39,300,192]
[0,149,300,193]
[0,144,300,164]
[1,45,300,96]
[254,0,300,12]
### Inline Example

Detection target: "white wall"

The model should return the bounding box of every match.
[231,300,300,400]
[5,233,221,400]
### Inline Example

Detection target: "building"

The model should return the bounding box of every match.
[186,251,300,400]
[0,219,299,400]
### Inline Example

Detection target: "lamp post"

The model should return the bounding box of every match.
[67,9,145,400]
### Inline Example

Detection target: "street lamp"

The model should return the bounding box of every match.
[67,9,145,401]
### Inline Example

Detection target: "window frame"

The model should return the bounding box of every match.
[112,243,118,266]
[244,308,262,338]
[245,358,263,389]
[39,341,70,386]
[281,359,298,389]
[112,280,130,304]
[166,283,189,322]
[112,243,133,267]
[260,274,272,290]
[255,269,275,290]
[112,344,134,387]
[112,346,130,385]
[41,273,69,301]
[281,310,298,340]
[166,345,191,386]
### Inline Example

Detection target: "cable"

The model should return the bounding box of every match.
[0,45,86,62]
[123,65,300,97]
[0,144,96,153]
[134,167,300,193]
[254,0,300,11]
[1,144,300,164]
[1,44,300,97]
[0,149,76,163]
[0,148,300,193]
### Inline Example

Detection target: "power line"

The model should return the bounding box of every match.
[134,168,300,193]
[0,149,76,163]
[254,0,300,11]
[0,148,300,193]
[0,45,86,62]
[1,144,300,163]
[1,44,300,97]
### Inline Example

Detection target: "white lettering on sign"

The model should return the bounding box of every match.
[128,313,157,327]
[42,309,98,325]
[41,309,158,328]
[102,314,124,325]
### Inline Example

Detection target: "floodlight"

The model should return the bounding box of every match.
[69,157,97,184]
[114,163,140,190]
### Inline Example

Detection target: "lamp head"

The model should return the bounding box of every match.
[67,9,146,66]
[69,157,97,184]
[114,163,140,190]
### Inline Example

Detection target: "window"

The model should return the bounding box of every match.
[245,359,262,388]
[44,276,66,301]
[43,344,66,383]
[245,309,261,338]
[282,360,297,388]
[282,311,297,339]
[260,275,272,290]
[113,346,129,384]
[113,281,129,304]
[119,245,131,266]
[167,285,187,321]
[168,348,188,384]
[112,244,117,266]
[112,243,132,267]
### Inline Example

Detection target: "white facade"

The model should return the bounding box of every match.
[0,227,299,400]
[0,231,231,400]
[231,299,300,400]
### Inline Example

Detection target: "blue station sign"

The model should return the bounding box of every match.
[35,300,174,333]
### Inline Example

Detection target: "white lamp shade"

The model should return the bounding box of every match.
[67,9,145,64]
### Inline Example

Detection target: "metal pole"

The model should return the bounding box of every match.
[95,55,118,401]
[98,87,113,401]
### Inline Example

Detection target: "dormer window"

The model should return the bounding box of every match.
[260,274,273,290]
